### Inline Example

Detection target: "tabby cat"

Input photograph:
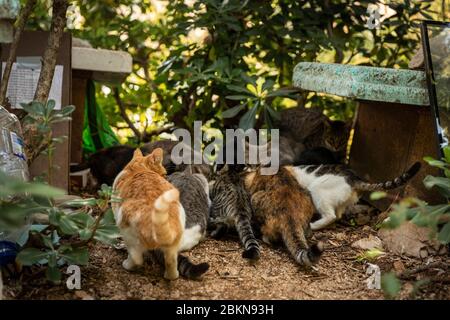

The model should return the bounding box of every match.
[112,148,183,280]
[209,164,260,261]
[244,166,323,266]
[292,162,421,230]
[276,107,351,165]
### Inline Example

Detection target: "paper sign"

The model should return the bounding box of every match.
[1,60,63,110]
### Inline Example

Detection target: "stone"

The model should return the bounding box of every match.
[74,290,94,300]
[351,235,383,250]
[293,62,429,106]
[378,221,443,258]
[393,260,406,274]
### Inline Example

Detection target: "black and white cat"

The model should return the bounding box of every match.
[292,162,421,230]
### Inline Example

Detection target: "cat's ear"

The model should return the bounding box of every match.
[150,148,164,164]
[133,148,143,159]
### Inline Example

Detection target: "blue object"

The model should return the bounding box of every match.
[0,240,19,266]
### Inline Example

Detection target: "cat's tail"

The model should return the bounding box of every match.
[178,255,210,280]
[152,250,209,280]
[234,214,260,261]
[354,162,421,192]
[282,225,324,266]
[153,189,180,235]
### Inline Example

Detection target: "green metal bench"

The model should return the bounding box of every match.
[293,62,440,207]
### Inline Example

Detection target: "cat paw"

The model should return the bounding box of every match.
[262,235,271,245]
[122,258,136,271]
[186,262,210,279]
[310,222,325,231]
[242,247,260,261]
[210,225,227,239]
[164,269,179,281]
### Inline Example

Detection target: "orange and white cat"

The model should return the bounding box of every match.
[112,148,184,280]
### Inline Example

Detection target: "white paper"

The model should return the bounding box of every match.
[1,62,63,110]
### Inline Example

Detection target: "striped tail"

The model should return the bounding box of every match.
[354,162,421,192]
[153,251,209,280]
[234,214,260,261]
[153,189,179,239]
[282,224,324,266]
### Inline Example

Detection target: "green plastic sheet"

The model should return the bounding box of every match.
[82,80,119,157]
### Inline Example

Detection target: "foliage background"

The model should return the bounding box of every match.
[24,0,449,146]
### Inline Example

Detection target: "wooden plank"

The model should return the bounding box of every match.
[349,101,442,210]
[70,77,86,164]
[1,31,72,191]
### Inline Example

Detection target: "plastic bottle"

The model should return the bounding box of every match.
[0,106,29,181]
[0,106,30,263]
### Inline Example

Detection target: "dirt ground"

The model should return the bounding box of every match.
[3,222,450,300]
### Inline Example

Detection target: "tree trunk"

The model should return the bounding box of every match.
[34,0,69,103]
[0,0,37,105]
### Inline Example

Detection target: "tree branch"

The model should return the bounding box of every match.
[141,124,174,143]
[0,0,37,105]
[113,87,142,141]
[34,0,69,103]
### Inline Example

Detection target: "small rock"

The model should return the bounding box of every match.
[393,260,405,274]
[356,214,371,226]
[351,235,383,250]
[378,222,442,258]
[334,232,346,241]
[74,290,94,300]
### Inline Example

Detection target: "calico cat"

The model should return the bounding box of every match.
[244,166,323,266]
[292,162,421,230]
[112,148,184,280]
[210,164,260,261]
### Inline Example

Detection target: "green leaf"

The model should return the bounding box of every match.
[94,224,120,245]
[438,222,450,244]
[381,272,401,299]
[63,198,97,207]
[46,100,56,116]
[443,147,450,163]
[241,73,257,86]
[423,175,450,198]
[221,103,246,119]
[267,88,300,98]
[69,211,95,228]
[17,183,65,198]
[265,105,280,121]
[46,266,62,284]
[225,95,252,101]
[17,248,48,266]
[59,105,76,117]
[370,191,387,200]
[21,101,45,116]
[226,84,254,95]
[59,247,89,265]
[100,209,116,225]
[58,215,80,235]
[239,103,259,131]
[423,157,447,168]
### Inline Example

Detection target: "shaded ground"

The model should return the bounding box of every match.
[4,224,449,300]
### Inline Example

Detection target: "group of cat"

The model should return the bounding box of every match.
[110,143,420,281]
[75,107,421,280]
